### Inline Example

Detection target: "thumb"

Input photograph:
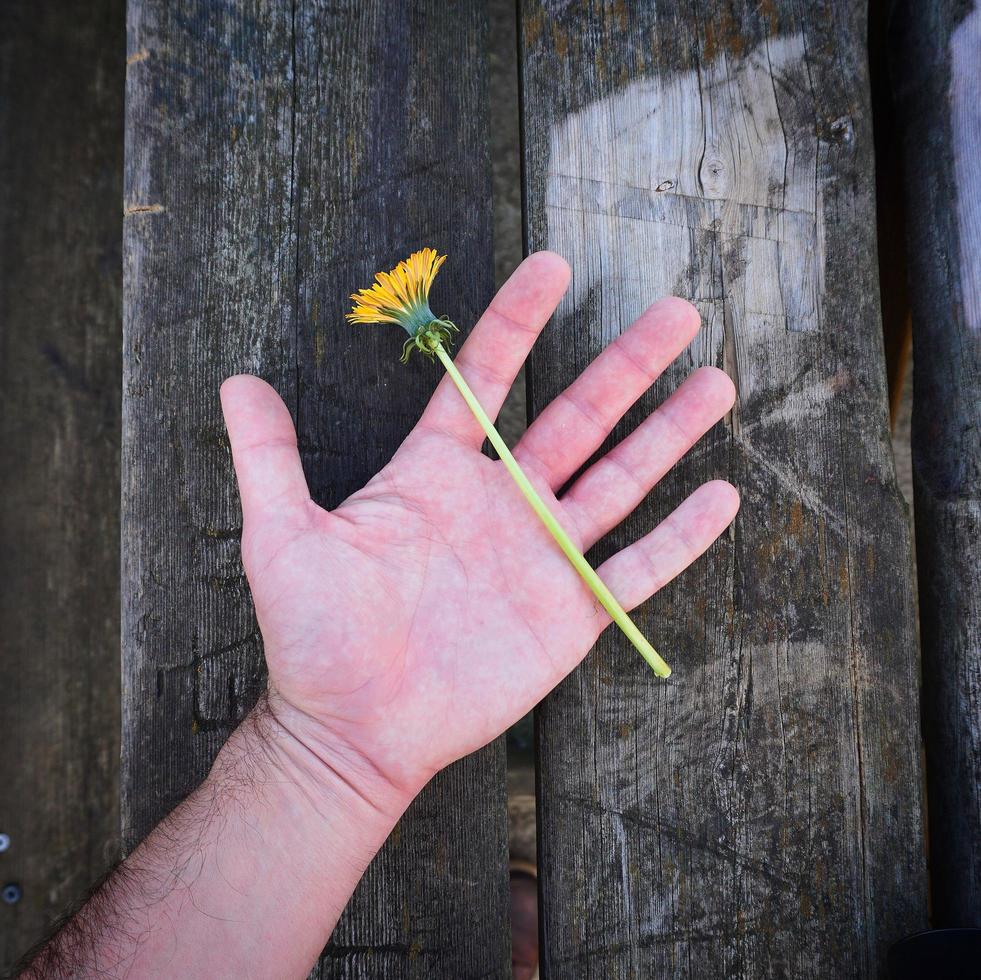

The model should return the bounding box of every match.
[220,375,311,523]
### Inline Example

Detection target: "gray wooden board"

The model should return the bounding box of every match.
[892,0,981,927]
[520,1,928,975]
[122,1,508,976]
[0,0,124,970]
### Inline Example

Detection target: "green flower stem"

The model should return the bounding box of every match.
[434,342,671,678]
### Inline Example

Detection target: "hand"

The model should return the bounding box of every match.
[220,252,738,812]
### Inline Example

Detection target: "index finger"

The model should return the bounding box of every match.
[416,251,570,446]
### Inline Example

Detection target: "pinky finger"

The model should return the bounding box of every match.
[596,481,739,611]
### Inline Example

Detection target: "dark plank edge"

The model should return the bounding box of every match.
[0,1,124,970]
[892,0,981,927]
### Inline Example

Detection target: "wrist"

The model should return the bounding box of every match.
[48,691,416,979]
[221,690,416,833]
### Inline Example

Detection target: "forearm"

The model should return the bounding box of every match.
[23,694,410,979]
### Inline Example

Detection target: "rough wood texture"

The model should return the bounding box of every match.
[520,2,927,975]
[892,0,981,927]
[0,1,123,970]
[122,2,507,976]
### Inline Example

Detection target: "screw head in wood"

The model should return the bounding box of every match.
[1,883,21,904]
[0,834,9,852]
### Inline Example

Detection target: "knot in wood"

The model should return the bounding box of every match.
[829,116,854,144]
[699,156,728,196]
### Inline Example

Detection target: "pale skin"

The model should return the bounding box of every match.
[23,252,738,978]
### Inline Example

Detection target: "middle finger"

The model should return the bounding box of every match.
[511,296,700,489]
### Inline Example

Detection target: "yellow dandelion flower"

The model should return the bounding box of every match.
[347,247,458,361]
[347,248,459,361]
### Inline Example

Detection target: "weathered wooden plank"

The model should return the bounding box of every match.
[892,0,981,927]
[290,6,508,977]
[0,1,123,969]
[121,1,507,975]
[520,2,928,976]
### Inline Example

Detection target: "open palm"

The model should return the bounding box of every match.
[220,252,738,805]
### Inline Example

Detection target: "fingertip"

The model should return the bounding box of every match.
[705,479,741,516]
[505,252,571,309]
[614,296,701,376]
[221,373,260,409]
[221,373,273,396]
[220,374,285,416]
[649,296,701,335]
[489,251,571,332]
[692,365,737,408]
[219,375,296,449]
[627,296,700,361]
[523,250,572,286]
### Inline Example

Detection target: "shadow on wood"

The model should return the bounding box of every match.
[892,0,981,929]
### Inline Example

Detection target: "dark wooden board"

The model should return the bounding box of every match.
[520,1,928,975]
[121,1,508,975]
[0,1,124,970]
[892,0,981,927]
[291,5,509,976]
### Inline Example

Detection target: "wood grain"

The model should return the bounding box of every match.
[0,1,124,970]
[122,1,507,975]
[520,2,928,975]
[893,0,981,927]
